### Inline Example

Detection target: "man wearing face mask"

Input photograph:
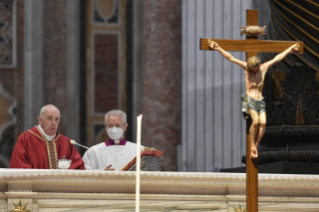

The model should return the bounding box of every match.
[83,109,144,170]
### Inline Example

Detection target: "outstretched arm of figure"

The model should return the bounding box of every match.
[208,39,246,69]
[265,43,299,69]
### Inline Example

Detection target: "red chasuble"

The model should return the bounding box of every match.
[9,126,85,169]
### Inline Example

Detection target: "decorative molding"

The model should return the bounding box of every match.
[92,0,120,25]
[6,192,226,201]
[2,170,319,193]
[5,191,319,202]
[0,82,17,139]
[258,196,319,202]
[91,31,121,116]
[5,192,35,198]
[0,192,6,198]
[240,25,266,36]
[2,170,319,183]
[0,0,17,68]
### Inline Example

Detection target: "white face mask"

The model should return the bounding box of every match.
[107,127,124,143]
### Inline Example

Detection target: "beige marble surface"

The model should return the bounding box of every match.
[1,169,319,211]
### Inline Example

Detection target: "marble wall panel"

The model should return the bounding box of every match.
[94,33,119,113]
[86,0,127,147]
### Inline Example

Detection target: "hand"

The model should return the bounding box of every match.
[208,39,219,50]
[104,164,115,171]
[291,44,300,53]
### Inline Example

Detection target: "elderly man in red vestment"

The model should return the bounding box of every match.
[10,104,85,169]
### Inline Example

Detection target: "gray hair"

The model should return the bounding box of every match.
[104,109,127,124]
[39,104,61,118]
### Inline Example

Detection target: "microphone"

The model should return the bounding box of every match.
[70,139,90,150]
[70,140,118,170]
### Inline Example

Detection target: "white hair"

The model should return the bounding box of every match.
[39,104,61,118]
[104,109,127,124]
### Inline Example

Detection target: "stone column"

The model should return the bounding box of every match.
[66,0,80,143]
[142,0,181,171]
[44,0,67,135]
[132,0,144,145]
[24,0,44,130]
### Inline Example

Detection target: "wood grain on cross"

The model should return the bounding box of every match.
[200,10,303,212]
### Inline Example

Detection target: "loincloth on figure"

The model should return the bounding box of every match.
[241,93,266,119]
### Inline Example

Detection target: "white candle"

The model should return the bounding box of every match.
[135,114,143,212]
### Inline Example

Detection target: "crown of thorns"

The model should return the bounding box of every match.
[246,57,261,69]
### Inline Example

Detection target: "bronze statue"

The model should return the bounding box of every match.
[208,39,299,158]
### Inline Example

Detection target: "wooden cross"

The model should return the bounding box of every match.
[200,10,303,212]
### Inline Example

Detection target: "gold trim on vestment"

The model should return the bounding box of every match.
[29,126,60,169]
[45,140,59,169]
[28,130,45,141]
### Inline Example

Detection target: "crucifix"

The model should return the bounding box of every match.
[200,10,303,212]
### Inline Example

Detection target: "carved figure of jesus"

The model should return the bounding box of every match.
[208,40,299,158]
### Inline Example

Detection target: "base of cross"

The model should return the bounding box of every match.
[245,118,258,211]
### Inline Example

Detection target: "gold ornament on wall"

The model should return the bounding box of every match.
[233,205,246,212]
[10,200,31,212]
